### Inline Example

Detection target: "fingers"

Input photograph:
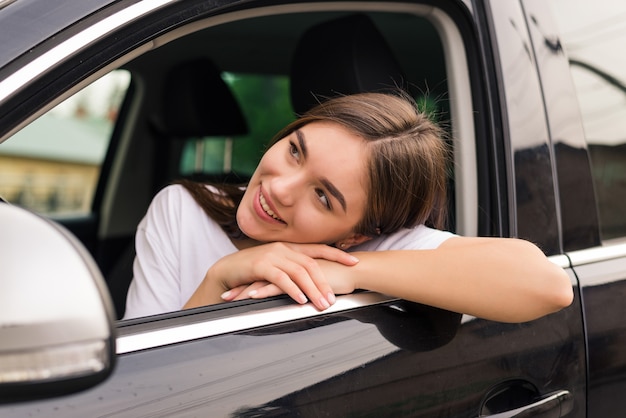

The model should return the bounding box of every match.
[222,282,291,302]
[273,244,354,309]
[289,243,360,266]
[220,284,249,301]
[226,260,333,310]
[219,242,355,310]
[247,283,284,299]
[275,252,336,310]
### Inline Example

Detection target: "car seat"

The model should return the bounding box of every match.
[154,58,249,187]
[290,13,409,115]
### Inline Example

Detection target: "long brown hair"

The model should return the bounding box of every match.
[181,92,449,239]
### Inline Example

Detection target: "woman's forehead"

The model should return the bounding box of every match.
[298,122,369,208]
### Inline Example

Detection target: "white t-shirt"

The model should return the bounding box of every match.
[124,184,455,319]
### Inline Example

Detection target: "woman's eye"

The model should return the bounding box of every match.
[289,141,300,159]
[316,189,331,209]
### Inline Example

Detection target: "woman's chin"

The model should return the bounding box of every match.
[236,217,264,242]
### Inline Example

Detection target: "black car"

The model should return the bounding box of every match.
[1,0,625,416]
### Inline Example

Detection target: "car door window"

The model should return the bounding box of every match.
[111,8,479,320]
[551,0,626,241]
[0,70,130,216]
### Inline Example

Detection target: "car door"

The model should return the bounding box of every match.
[533,1,626,416]
[0,0,586,416]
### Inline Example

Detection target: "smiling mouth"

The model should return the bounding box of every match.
[259,192,285,223]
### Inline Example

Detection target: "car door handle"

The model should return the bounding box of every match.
[479,390,573,418]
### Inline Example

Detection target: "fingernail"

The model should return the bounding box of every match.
[220,290,231,299]
[319,296,330,309]
[248,290,258,297]
[349,255,359,263]
[298,293,308,304]
[327,292,336,305]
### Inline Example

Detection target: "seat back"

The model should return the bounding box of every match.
[162,58,248,138]
[290,14,408,115]
[156,58,249,186]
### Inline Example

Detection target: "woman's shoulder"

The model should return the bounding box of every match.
[149,183,198,212]
[145,184,220,228]
[352,225,456,251]
[151,183,225,208]
[154,182,220,198]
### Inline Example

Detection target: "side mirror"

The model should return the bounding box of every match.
[0,203,116,402]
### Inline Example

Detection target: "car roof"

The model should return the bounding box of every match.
[0,0,116,66]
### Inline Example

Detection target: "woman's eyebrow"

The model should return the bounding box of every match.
[296,129,347,212]
[295,129,308,158]
[321,178,347,212]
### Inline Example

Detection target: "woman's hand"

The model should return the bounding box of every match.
[223,257,359,304]
[185,242,359,311]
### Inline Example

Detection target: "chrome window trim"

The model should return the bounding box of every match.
[567,242,626,266]
[116,292,396,354]
[0,0,175,104]
[549,254,571,270]
[0,0,17,10]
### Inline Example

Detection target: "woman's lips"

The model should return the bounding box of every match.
[253,188,285,224]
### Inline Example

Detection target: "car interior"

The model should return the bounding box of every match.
[6,7,479,319]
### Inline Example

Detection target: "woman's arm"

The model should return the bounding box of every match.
[183,242,359,311]
[216,236,573,323]
[331,236,573,322]
[227,236,573,322]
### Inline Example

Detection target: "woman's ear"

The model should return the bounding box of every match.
[336,234,372,250]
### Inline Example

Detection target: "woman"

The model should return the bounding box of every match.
[124,92,572,322]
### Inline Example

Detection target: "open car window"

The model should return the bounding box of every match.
[107,6,476,323]
[1,3,477,325]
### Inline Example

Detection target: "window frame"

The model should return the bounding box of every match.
[2,0,484,326]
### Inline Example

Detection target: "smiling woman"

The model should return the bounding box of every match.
[236,121,369,245]
[123,92,572,322]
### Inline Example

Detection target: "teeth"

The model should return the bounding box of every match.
[259,192,283,222]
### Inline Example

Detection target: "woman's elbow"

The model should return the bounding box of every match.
[516,239,574,319]
[510,268,572,323]
[538,263,574,316]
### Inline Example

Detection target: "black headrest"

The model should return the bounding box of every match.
[290,14,407,115]
[162,59,248,137]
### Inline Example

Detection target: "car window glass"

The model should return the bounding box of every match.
[0,70,131,216]
[551,0,626,240]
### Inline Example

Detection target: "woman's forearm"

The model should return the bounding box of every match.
[347,237,573,323]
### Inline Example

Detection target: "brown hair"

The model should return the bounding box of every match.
[181,92,449,239]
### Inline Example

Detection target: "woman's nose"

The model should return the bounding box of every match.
[270,173,303,207]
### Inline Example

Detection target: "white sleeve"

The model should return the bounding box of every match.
[350,224,456,252]
[123,186,186,319]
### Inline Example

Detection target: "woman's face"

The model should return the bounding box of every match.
[237,121,369,246]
